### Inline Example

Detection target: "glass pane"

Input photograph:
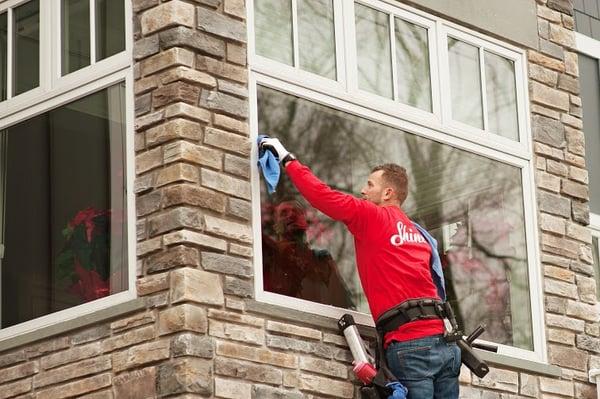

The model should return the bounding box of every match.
[96,0,126,61]
[298,0,336,79]
[355,3,392,98]
[0,13,7,101]
[593,236,600,301]
[254,0,293,65]
[258,85,534,350]
[579,53,600,214]
[1,83,127,328]
[395,18,431,111]
[62,0,91,75]
[485,51,519,140]
[13,0,39,96]
[448,37,483,129]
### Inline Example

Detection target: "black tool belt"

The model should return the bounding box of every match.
[375,298,449,337]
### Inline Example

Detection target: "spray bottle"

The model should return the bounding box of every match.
[337,314,378,384]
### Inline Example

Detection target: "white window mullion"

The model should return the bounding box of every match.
[437,23,451,126]
[39,0,53,91]
[479,46,489,131]
[343,0,358,94]
[428,19,441,120]
[6,6,12,99]
[389,13,398,102]
[89,0,96,64]
[333,0,346,85]
[291,0,299,69]
[51,0,61,86]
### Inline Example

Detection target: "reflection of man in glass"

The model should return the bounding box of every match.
[263,200,351,308]
[260,138,460,399]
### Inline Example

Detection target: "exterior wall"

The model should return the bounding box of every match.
[574,0,600,37]
[406,0,539,49]
[0,0,598,398]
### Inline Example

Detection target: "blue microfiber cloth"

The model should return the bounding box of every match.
[386,382,408,399]
[257,134,280,194]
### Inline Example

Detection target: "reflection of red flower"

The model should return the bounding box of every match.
[56,206,113,303]
[69,207,108,242]
[69,261,110,301]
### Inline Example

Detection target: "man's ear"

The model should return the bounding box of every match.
[383,187,394,201]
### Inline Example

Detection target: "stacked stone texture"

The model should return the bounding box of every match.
[0,0,599,398]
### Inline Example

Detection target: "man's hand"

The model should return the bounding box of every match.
[260,138,291,163]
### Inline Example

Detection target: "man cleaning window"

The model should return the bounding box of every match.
[259,137,461,399]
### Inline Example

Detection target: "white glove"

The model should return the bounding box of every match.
[260,138,291,162]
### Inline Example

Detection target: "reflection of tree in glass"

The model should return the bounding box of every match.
[356,4,392,98]
[257,87,533,349]
[448,38,484,128]
[298,0,336,79]
[395,18,431,111]
[401,134,532,349]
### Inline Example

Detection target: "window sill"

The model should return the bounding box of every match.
[477,349,562,378]
[246,299,562,378]
[0,298,145,353]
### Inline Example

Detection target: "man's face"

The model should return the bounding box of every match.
[360,170,388,205]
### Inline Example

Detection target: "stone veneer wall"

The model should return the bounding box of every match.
[0,0,599,398]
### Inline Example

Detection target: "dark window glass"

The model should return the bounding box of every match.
[258,85,533,350]
[96,0,125,61]
[0,13,7,101]
[62,0,91,75]
[1,83,127,328]
[13,0,39,96]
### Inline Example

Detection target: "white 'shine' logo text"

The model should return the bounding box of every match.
[390,221,426,246]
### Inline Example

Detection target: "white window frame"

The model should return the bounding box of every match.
[0,0,136,342]
[248,0,546,363]
[346,0,441,126]
[439,25,529,157]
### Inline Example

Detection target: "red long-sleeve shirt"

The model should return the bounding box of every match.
[285,160,444,344]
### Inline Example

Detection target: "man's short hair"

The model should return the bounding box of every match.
[371,163,408,205]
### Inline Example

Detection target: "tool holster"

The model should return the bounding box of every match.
[375,298,496,379]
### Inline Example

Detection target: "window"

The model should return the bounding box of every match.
[250,0,542,360]
[0,0,40,100]
[0,0,132,338]
[253,0,337,80]
[61,0,125,75]
[1,83,127,328]
[576,32,600,299]
[447,37,519,139]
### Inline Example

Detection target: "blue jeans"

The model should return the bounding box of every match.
[385,335,461,399]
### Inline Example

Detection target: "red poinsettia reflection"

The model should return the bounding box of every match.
[69,261,110,301]
[69,207,109,242]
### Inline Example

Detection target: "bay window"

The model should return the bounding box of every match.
[250,0,543,361]
[0,0,132,339]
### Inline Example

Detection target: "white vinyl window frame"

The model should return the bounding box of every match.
[251,0,347,97]
[248,0,546,363]
[438,25,529,157]
[250,0,530,158]
[345,0,441,125]
[0,0,136,342]
[0,0,131,126]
